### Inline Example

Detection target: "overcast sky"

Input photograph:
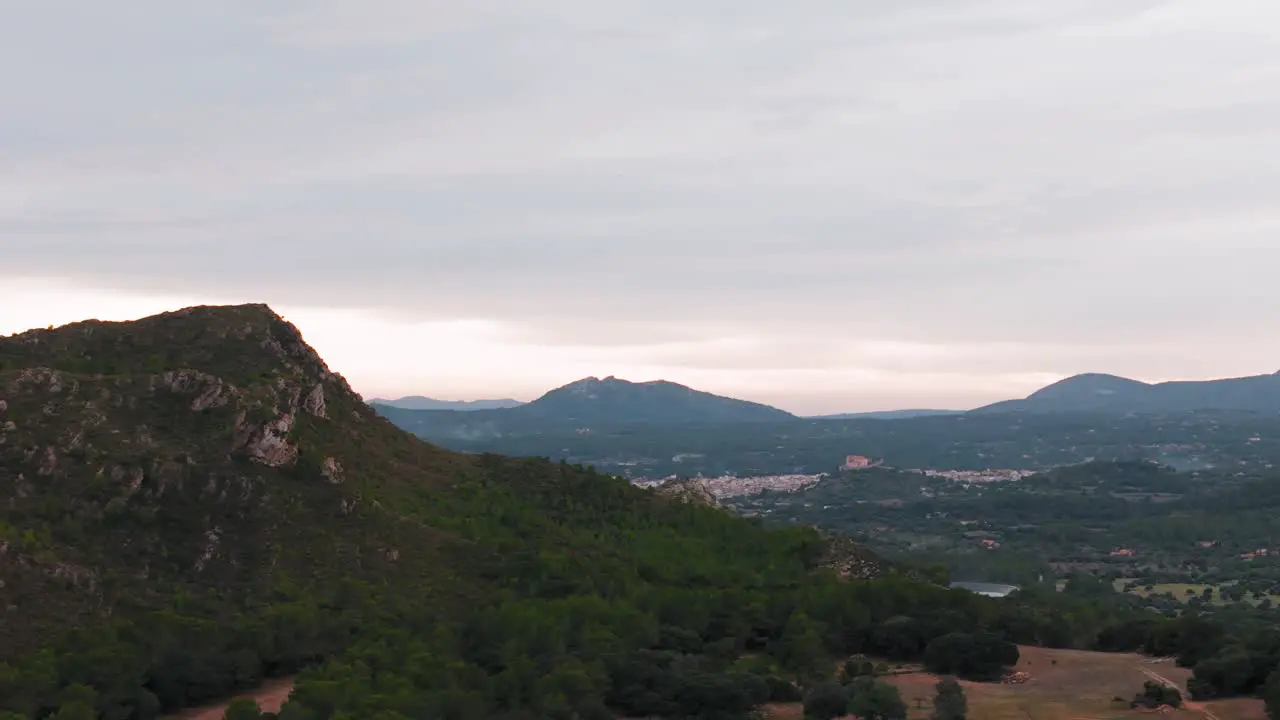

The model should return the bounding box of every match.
[4,1,1280,414]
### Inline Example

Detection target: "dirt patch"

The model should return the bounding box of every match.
[764,647,1268,720]
[170,677,296,720]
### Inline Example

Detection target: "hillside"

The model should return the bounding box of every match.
[974,371,1280,414]
[368,395,524,410]
[374,374,796,441]
[0,303,1102,720]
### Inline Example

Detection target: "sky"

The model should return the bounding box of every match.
[4,1,1280,414]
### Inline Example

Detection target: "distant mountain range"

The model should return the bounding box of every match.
[371,376,795,440]
[975,371,1280,414]
[372,369,1280,444]
[370,395,525,411]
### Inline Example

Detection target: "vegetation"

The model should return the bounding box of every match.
[931,677,967,720]
[1131,680,1182,709]
[386,406,1280,477]
[802,677,906,720]
[5,306,1280,717]
[0,305,1174,720]
[922,633,1019,682]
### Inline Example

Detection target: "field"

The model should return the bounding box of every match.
[1113,580,1280,607]
[764,647,1266,720]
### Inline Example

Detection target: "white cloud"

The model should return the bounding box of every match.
[4,1,1280,410]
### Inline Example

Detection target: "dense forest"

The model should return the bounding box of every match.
[3,307,1280,718]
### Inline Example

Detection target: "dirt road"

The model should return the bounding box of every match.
[171,677,296,720]
[1135,666,1220,720]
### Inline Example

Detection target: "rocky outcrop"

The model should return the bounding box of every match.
[159,370,238,411]
[7,367,68,395]
[234,411,299,467]
[37,446,58,477]
[321,457,344,484]
[303,383,327,419]
[655,478,719,507]
[819,535,885,580]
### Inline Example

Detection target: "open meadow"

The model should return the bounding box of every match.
[765,646,1265,720]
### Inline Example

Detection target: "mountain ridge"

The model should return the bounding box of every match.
[370,395,525,411]
[974,370,1280,414]
[374,374,795,440]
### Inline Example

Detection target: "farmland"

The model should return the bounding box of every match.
[764,647,1265,720]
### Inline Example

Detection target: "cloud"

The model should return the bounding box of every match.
[4,0,1280,410]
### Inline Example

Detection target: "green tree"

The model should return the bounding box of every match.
[932,677,967,720]
[842,654,876,682]
[223,697,264,720]
[1264,668,1280,720]
[846,676,907,720]
[923,633,1019,682]
[776,611,828,681]
[802,682,848,720]
[277,701,318,720]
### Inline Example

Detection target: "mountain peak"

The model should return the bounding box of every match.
[1027,373,1150,400]
[525,375,794,424]
[0,304,350,395]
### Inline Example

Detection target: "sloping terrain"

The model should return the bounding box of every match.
[1,305,1218,720]
[373,374,795,440]
[0,305,899,719]
[0,305,478,662]
[974,371,1280,414]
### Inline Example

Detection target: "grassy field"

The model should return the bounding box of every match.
[764,646,1266,720]
[1113,579,1280,607]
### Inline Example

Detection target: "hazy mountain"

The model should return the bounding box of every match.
[526,376,795,424]
[373,375,796,440]
[974,371,1280,414]
[810,409,963,420]
[370,395,524,411]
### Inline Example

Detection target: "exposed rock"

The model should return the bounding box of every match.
[655,478,719,507]
[0,399,7,414]
[194,528,221,572]
[1,421,14,432]
[160,370,237,411]
[303,383,327,418]
[46,562,97,592]
[321,456,344,484]
[385,548,401,562]
[37,447,58,476]
[236,412,299,467]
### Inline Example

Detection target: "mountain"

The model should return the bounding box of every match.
[1,303,1005,720]
[973,371,1280,414]
[369,395,524,411]
[810,409,963,420]
[527,376,795,424]
[373,375,796,441]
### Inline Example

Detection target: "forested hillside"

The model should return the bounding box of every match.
[0,306,1271,719]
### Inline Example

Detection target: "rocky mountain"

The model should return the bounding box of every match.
[374,375,796,441]
[0,304,911,720]
[0,305,471,662]
[973,371,1280,414]
[369,395,524,411]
